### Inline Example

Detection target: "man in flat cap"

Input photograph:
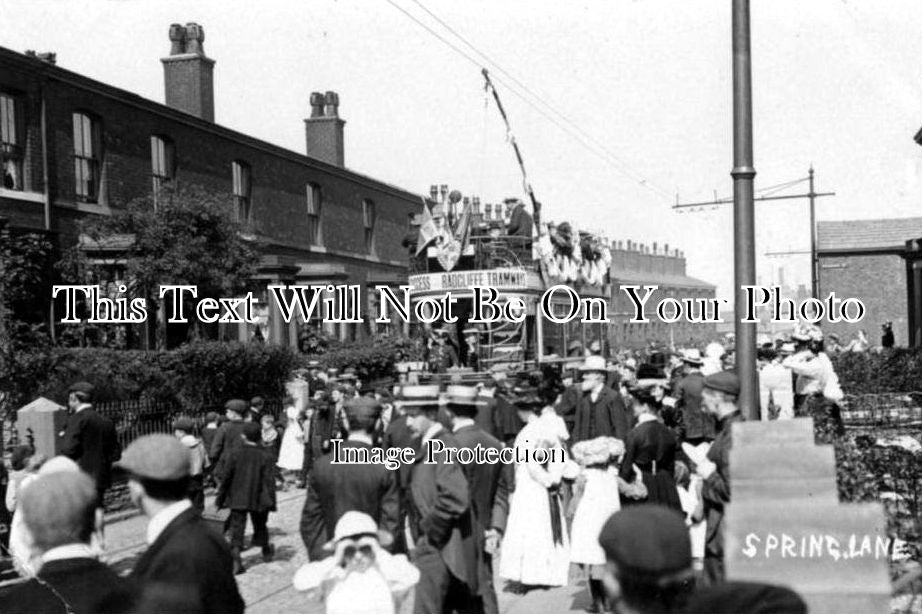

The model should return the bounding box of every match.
[0,471,137,614]
[58,381,121,511]
[216,422,277,574]
[121,434,244,614]
[400,385,476,614]
[209,399,249,485]
[300,397,400,561]
[597,505,696,614]
[444,385,510,614]
[696,370,742,585]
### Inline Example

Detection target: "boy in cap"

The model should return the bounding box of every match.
[300,397,399,562]
[294,511,420,614]
[210,399,249,485]
[694,370,742,586]
[0,471,137,614]
[120,434,244,614]
[173,417,208,512]
[597,505,696,614]
[216,422,277,574]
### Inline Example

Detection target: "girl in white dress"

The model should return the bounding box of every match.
[499,383,571,588]
[570,437,648,613]
[277,397,305,485]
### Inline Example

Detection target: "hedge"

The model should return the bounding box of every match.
[833,347,922,394]
[2,335,426,414]
[3,340,298,412]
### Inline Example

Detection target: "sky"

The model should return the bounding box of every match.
[2,0,922,303]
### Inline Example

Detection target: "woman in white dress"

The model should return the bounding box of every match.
[277,397,305,485]
[499,382,571,588]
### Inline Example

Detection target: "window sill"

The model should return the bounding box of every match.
[74,201,111,215]
[0,188,44,204]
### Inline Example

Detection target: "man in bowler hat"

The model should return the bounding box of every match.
[209,399,249,484]
[120,434,243,614]
[301,397,400,561]
[58,381,121,508]
[401,385,477,614]
[696,370,742,586]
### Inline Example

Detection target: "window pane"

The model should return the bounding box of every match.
[0,95,16,145]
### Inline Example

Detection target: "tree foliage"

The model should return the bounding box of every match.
[63,184,258,301]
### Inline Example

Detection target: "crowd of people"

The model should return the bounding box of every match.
[0,321,847,614]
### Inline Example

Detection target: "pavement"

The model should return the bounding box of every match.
[98,488,593,613]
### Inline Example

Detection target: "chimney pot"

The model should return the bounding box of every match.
[168,24,185,54]
[309,92,325,118]
[184,23,205,56]
[324,91,339,117]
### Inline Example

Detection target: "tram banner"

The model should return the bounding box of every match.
[408,268,543,294]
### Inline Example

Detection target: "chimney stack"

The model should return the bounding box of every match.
[161,23,215,122]
[305,91,345,167]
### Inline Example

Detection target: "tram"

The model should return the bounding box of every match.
[406,196,612,373]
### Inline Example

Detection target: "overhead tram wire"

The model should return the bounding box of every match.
[405,0,672,199]
[384,0,673,201]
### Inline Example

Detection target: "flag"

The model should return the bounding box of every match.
[453,201,473,252]
[416,199,439,256]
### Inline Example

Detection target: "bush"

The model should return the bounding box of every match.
[833,348,922,394]
[7,340,298,411]
[302,335,425,382]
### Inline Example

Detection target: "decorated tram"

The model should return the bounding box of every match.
[406,189,613,374]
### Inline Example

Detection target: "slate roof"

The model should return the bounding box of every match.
[816,218,922,253]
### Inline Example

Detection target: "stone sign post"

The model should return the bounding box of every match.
[725,418,891,614]
[16,397,67,458]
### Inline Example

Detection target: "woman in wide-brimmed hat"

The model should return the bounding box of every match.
[499,380,571,589]
[620,383,683,513]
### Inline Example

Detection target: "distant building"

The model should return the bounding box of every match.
[816,217,922,347]
[608,241,717,349]
[0,23,421,348]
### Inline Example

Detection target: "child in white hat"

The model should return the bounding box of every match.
[293,511,419,614]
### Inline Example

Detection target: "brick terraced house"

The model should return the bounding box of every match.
[0,23,423,348]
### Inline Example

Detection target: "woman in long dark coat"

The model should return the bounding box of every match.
[619,384,682,512]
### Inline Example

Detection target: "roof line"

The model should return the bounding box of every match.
[0,47,423,203]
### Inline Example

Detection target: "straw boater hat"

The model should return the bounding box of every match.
[462,327,480,337]
[395,384,441,408]
[578,355,608,373]
[680,349,704,366]
[445,385,481,406]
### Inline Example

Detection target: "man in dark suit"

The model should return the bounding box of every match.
[58,381,121,508]
[300,397,400,560]
[572,356,631,444]
[383,399,419,555]
[209,399,249,484]
[119,434,244,614]
[401,385,477,614]
[505,198,533,239]
[697,371,742,586]
[673,350,716,445]
[444,385,510,614]
[0,470,136,614]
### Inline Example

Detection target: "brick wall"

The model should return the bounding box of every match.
[818,253,908,346]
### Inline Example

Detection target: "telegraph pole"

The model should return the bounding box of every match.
[732,0,759,420]
[808,166,819,299]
